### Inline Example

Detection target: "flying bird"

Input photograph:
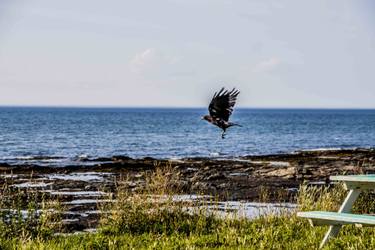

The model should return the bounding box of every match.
[202,87,241,139]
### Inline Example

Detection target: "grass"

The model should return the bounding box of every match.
[0,180,63,242]
[1,166,375,249]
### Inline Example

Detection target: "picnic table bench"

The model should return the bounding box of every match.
[297,175,375,248]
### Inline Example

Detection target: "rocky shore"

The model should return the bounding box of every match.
[1,148,375,232]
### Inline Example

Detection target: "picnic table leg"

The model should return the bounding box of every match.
[319,189,361,248]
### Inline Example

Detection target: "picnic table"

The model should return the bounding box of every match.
[297,175,375,248]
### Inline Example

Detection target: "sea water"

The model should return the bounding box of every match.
[0,107,374,165]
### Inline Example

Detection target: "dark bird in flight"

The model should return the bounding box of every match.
[202,87,241,139]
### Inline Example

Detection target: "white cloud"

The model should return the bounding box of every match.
[252,57,281,73]
[129,48,157,74]
[129,48,181,77]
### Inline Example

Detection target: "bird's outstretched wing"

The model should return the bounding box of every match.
[208,87,240,121]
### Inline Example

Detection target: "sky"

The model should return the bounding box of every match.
[0,0,374,108]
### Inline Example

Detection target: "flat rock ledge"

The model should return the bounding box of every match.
[1,148,375,201]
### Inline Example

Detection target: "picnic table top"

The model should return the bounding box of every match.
[330,174,375,183]
[297,211,375,225]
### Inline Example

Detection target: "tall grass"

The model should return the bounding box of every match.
[1,166,375,249]
[100,164,219,236]
[298,181,375,214]
[0,180,63,247]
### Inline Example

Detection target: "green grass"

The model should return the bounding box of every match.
[1,167,375,249]
[3,215,375,250]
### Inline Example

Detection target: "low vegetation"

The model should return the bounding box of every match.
[1,166,375,249]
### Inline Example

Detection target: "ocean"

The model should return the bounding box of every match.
[0,107,374,165]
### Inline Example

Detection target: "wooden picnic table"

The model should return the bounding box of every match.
[297,175,375,248]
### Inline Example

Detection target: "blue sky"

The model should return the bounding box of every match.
[0,0,374,108]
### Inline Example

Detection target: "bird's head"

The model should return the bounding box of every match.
[201,115,211,122]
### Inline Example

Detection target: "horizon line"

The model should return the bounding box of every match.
[0,105,375,110]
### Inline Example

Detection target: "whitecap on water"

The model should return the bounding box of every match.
[298,147,343,152]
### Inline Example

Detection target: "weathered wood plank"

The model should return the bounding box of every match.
[297,211,375,226]
[330,175,375,183]
[330,175,375,190]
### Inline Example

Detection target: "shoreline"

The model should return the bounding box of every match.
[1,148,374,233]
[1,148,374,196]
[1,147,374,168]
